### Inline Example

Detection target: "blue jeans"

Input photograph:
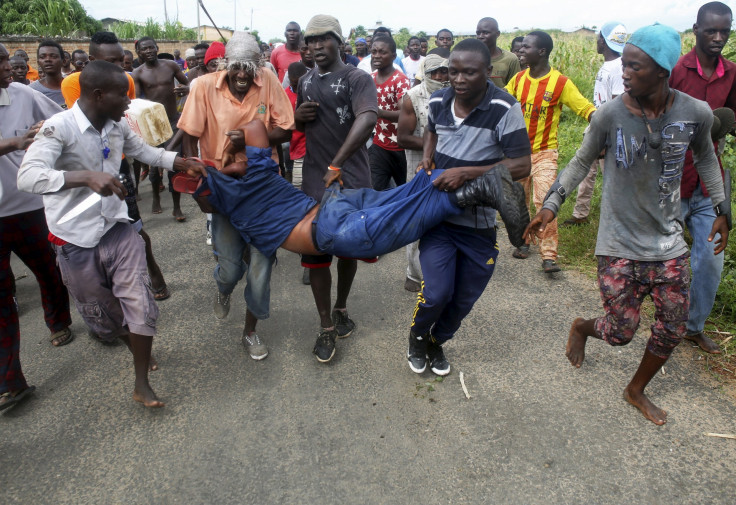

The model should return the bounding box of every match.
[681,186,725,335]
[211,212,275,319]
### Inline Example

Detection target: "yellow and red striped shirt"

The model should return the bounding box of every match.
[505,68,595,153]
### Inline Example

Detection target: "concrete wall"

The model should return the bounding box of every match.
[0,37,199,69]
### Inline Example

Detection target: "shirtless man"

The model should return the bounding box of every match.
[183,43,209,81]
[133,37,190,220]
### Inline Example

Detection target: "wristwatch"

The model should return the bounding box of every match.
[714,200,732,230]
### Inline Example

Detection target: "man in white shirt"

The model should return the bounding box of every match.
[401,36,425,82]
[18,61,206,408]
[562,21,627,227]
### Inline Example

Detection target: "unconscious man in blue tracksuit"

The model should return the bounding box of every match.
[187,120,528,263]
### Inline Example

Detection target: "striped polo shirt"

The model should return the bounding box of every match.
[505,68,595,153]
[427,82,530,229]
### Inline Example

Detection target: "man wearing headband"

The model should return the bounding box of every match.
[397,54,450,292]
[178,32,294,361]
[295,14,378,363]
[355,38,368,60]
[670,1,735,355]
[526,23,730,425]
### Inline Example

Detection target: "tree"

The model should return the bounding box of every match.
[353,25,367,38]
[395,27,411,51]
[0,0,101,37]
[269,37,285,45]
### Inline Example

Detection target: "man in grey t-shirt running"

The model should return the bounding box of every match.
[525,24,730,426]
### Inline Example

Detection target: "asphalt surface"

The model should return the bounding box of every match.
[3,184,736,504]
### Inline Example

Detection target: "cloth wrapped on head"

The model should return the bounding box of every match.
[225,31,263,74]
[627,23,681,73]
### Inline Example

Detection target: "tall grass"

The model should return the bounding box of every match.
[111,19,196,40]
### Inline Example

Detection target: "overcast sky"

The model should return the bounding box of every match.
[81,0,710,41]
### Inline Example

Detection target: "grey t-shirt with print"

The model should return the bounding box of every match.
[543,90,724,262]
[297,64,378,201]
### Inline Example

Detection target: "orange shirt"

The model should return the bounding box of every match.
[26,64,40,82]
[177,69,294,169]
[61,71,136,109]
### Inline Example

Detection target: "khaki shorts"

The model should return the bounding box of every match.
[55,222,158,340]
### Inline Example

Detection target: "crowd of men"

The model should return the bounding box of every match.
[1,2,734,427]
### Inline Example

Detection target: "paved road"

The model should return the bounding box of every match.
[3,186,736,504]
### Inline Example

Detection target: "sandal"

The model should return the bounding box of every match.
[512,246,530,259]
[50,327,74,347]
[0,385,36,411]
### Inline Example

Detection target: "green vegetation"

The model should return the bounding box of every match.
[0,0,101,37]
[111,19,197,41]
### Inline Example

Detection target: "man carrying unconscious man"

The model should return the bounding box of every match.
[181,119,529,278]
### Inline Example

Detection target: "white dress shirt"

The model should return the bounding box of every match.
[18,104,178,247]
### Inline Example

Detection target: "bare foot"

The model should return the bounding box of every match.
[566,317,587,367]
[152,202,163,214]
[133,384,165,408]
[173,209,186,222]
[623,387,667,425]
[149,355,159,371]
[683,333,721,354]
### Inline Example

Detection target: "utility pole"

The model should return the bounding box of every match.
[234,0,236,31]
[250,8,253,32]
[163,0,169,24]
[196,0,201,42]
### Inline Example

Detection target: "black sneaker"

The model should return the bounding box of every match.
[427,341,451,376]
[313,328,337,363]
[407,330,428,374]
[455,165,529,248]
[332,309,355,338]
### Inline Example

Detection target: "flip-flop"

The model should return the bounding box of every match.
[0,385,36,411]
[49,327,74,347]
[153,285,171,301]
